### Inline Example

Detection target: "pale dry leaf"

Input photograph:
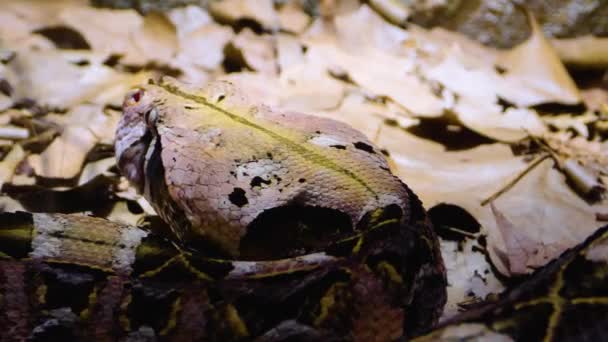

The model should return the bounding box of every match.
[276,34,306,71]
[173,21,233,71]
[496,14,581,107]
[115,179,156,215]
[0,0,77,45]
[0,144,25,187]
[426,323,513,341]
[306,42,444,117]
[551,35,608,68]
[489,202,561,276]
[131,12,177,65]
[45,104,120,145]
[367,0,410,25]
[0,93,12,112]
[106,201,144,226]
[228,29,277,75]
[299,7,444,117]
[5,50,124,108]
[28,126,97,179]
[278,1,311,34]
[90,71,152,107]
[455,97,546,142]
[59,6,143,61]
[544,132,608,177]
[78,157,116,185]
[333,5,409,55]
[222,68,345,113]
[167,5,213,36]
[580,87,608,113]
[371,124,606,277]
[542,112,597,138]
[480,160,607,274]
[0,195,25,213]
[209,0,279,31]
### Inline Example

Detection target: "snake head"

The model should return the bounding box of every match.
[115,86,160,193]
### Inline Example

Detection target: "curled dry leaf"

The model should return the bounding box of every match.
[5,50,126,108]
[45,104,120,145]
[105,200,144,226]
[489,202,563,276]
[495,13,581,107]
[454,97,546,142]
[0,144,25,187]
[0,0,72,45]
[551,35,608,68]
[542,112,596,138]
[169,6,234,72]
[371,124,608,278]
[59,5,142,59]
[226,29,277,75]
[78,157,116,185]
[367,0,410,25]
[278,1,310,34]
[208,0,279,31]
[28,126,97,179]
[131,12,177,65]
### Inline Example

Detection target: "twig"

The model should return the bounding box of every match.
[481,153,551,206]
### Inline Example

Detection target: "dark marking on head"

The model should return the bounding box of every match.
[354,141,375,154]
[240,205,353,260]
[250,176,272,189]
[228,188,248,207]
[330,145,346,150]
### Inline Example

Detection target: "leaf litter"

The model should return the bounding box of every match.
[0,0,606,323]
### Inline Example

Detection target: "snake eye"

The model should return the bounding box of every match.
[144,107,159,127]
[132,89,143,102]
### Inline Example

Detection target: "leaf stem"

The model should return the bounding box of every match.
[481,153,551,206]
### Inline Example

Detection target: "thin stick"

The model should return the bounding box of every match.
[481,153,551,206]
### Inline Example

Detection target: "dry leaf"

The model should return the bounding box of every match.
[495,14,581,106]
[489,202,562,276]
[209,0,279,31]
[227,29,277,75]
[45,104,119,145]
[106,200,144,226]
[0,144,25,186]
[5,50,124,108]
[59,5,143,61]
[131,12,177,64]
[278,2,311,34]
[551,35,608,68]
[173,19,233,71]
[28,126,97,179]
[78,157,116,185]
